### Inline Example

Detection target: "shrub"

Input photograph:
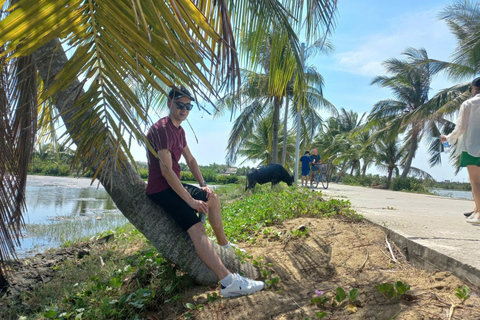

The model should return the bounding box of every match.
[137,168,148,179]
[391,177,429,193]
[30,163,44,174]
[216,175,239,184]
[202,169,217,183]
[180,171,195,181]
[42,163,60,176]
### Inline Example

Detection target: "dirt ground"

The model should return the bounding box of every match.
[157,217,480,320]
[3,216,480,320]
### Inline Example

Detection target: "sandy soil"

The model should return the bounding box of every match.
[156,217,480,320]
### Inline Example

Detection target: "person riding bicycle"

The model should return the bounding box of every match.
[309,149,321,188]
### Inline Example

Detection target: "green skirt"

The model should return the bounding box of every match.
[459,151,480,167]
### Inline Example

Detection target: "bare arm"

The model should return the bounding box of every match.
[158,149,208,213]
[183,146,215,199]
[183,145,205,186]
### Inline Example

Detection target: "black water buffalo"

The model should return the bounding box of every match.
[246,164,294,190]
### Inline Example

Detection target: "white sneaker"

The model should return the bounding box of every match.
[223,242,246,254]
[467,212,480,223]
[467,216,480,224]
[220,273,264,297]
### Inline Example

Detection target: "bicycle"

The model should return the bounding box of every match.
[313,163,329,189]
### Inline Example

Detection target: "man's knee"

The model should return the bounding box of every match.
[187,222,206,239]
[207,192,220,207]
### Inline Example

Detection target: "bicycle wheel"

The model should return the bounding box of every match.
[321,173,329,189]
[314,172,320,188]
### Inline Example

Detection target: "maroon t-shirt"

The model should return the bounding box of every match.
[146,117,186,194]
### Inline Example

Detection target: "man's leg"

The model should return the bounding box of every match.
[187,222,230,280]
[205,192,228,246]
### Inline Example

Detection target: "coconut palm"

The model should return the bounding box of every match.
[374,137,406,188]
[218,33,334,166]
[221,69,333,166]
[389,1,480,169]
[0,0,338,283]
[438,0,480,80]
[400,1,480,167]
[369,47,445,178]
[374,134,433,188]
[314,109,366,182]
[236,112,296,169]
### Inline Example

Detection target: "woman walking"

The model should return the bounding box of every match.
[441,77,480,224]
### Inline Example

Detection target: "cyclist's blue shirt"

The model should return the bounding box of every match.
[300,155,312,171]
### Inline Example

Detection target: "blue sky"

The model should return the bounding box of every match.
[131,0,471,182]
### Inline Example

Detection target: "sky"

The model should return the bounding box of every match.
[130,0,471,182]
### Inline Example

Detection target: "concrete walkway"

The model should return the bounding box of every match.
[318,183,480,287]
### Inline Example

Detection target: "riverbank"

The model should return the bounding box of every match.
[2,185,480,319]
[3,216,480,319]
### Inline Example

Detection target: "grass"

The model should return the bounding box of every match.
[1,184,361,320]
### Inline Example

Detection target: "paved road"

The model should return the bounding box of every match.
[317,183,480,286]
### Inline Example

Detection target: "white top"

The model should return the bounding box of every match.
[447,93,480,157]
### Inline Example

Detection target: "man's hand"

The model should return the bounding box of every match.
[440,135,447,142]
[190,199,208,214]
[201,186,215,199]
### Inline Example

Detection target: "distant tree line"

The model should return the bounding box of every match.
[340,173,471,193]
[30,145,252,185]
[136,162,252,184]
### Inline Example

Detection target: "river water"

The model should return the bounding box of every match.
[430,188,473,200]
[17,176,128,257]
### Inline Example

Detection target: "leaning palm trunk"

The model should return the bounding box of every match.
[335,160,349,183]
[400,127,419,179]
[31,38,257,285]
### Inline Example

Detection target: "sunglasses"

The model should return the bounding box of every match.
[174,102,193,111]
[469,86,472,92]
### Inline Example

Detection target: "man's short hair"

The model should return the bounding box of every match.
[304,151,310,155]
[472,77,480,88]
[168,86,195,101]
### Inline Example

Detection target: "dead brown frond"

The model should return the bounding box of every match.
[0,49,38,279]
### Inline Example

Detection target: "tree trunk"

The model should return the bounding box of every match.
[349,161,356,176]
[281,97,289,167]
[400,126,419,178]
[335,160,349,183]
[387,167,394,188]
[31,38,257,285]
[271,96,281,164]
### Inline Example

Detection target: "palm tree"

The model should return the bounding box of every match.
[404,1,480,167]
[314,109,366,182]
[218,34,334,167]
[282,40,335,167]
[438,0,480,80]
[374,137,406,188]
[374,134,433,187]
[0,0,338,283]
[236,113,296,169]
[369,48,443,179]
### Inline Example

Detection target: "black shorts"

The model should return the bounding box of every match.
[147,184,208,231]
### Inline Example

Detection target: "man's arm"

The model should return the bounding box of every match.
[158,148,208,213]
[183,145,206,187]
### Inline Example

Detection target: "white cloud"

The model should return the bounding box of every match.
[330,8,456,78]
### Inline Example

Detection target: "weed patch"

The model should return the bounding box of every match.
[211,185,361,243]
